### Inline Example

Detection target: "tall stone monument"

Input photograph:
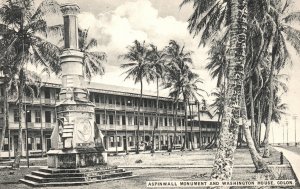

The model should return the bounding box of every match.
[47,3,104,169]
[20,4,133,186]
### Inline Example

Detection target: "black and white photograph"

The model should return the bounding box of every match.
[0,0,299,188]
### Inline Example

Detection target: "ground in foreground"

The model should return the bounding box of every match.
[0,147,297,189]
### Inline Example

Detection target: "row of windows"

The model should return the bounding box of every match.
[3,87,60,99]
[95,114,186,127]
[1,135,212,151]
[92,94,185,111]
[13,110,55,123]
[2,137,42,151]
[103,135,212,148]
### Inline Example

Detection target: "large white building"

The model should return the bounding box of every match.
[0,75,219,158]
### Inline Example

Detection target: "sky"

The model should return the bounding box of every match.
[1,0,300,143]
[49,0,211,94]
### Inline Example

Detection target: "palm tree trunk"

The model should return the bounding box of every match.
[197,102,202,149]
[256,101,263,146]
[14,71,25,168]
[211,0,247,180]
[174,100,178,148]
[40,90,44,157]
[249,80,260,152]
[188,100,194,150]
[151,77,159,153]
[170,97,179,152]
[136,79,143,154]
[14,12,25,168]
[184,98,188,150]
[263,54,275,158]
[241,85,270,173]
[0,84,8,153]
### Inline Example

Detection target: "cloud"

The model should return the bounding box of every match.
[75,0,213,98]
[77,0,208,66]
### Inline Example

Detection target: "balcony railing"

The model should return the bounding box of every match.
[94,103,185,115]
[6,122,55,129]
[7,96,57,105]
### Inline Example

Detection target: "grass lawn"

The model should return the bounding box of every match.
[107,147,287,167]
[0,147,297,189]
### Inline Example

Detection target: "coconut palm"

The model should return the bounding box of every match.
[163,67,182,150]
[78,29,106,80]
[163,40,194,150]
[205,86,224,149]
[261,1,300,157]
[147,44,166,153]
[181,0,255,179]
[206,37,228,88]
[0,61,12,154]
[181,72,205,150]
[0,0,61,167]
[119,40,153,154]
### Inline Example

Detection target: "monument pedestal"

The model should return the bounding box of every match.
[47,148,106,169]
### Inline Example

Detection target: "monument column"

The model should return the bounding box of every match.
[47,3,104,169]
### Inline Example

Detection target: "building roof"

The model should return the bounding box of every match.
[41,76,172,100]
[192,111,220,122]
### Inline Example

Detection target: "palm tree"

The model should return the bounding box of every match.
[261,1,300,157]
[261,73,288,143]
[0,62,11,154]
[163,40,194,150]
[206,38,228,88]
[147,44,166,153]
[0,0,61,168]
[163,68,181,150]
[119,40,153,154]
[181,72,205,150]
[181,0,250,179]
[78,29,106,80]
[205,86,225,149]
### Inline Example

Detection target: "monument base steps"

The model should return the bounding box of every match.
[19,166,136,187]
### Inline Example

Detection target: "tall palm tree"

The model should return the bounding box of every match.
[0,61,11,154]
[0,0,61,168]
[163,40,194,150]
[206,37,228,88]
[181,72,205,150]
[120,40,153,154]
[206,86,225,149]
[261,1,300,157]
[181,0,250,179]
[163,68,181,150]
[147,44,166,153]
[78,29,106,80]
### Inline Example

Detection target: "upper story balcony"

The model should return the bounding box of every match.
[1,122,56,130]
[6,96,57,106]
[94,102,185,115]
[96,123,214,133]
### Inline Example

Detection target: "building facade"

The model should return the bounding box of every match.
[0,78,219,158]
